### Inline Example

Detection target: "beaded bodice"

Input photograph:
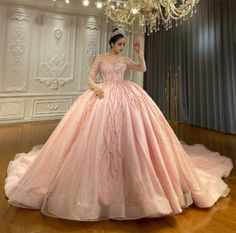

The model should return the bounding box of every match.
[87,54,146,86]
[100,62,127,82]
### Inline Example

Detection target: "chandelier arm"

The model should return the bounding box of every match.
[103,0,199,34]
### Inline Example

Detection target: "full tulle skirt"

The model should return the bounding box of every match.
[4,81,233,221]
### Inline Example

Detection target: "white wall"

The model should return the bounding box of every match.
[0,2,144,124]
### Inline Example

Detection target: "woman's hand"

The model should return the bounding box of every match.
[133,40,142,55]
[93,84,104,99]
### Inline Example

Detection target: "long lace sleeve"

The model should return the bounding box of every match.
[126,52,146,72]
[87,55,101,90]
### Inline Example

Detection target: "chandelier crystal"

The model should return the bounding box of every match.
[103,0,200,35]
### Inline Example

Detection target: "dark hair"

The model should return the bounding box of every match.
[109,28,125,48]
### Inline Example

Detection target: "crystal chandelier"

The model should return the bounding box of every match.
[103,0,200,35]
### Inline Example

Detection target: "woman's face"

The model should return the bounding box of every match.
[111,37,125,54]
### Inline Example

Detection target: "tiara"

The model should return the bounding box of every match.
[109,29,125,40]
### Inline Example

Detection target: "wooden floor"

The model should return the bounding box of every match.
[0,120,236,233]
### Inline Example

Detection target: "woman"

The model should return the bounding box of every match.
[5,28,233,221]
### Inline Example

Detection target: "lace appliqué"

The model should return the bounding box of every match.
[100,85,124,204]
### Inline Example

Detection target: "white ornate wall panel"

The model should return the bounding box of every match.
[79,16,101,90]
[0,98,25,120]
[0,5,6,90]
[0,2,144,124]
[31,97,72,118]
[1,6,31,92]
[32,12,76,91]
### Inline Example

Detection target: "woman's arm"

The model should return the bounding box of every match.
[126,40,146,72]
[87,55,104,99]
[126,51,146,72]
[88,55,100,90]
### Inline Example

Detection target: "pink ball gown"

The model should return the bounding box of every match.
[4,54,233,221]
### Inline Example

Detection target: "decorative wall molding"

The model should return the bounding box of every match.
[46,104,59,111]
[0,6,6,91]
[35,77,74,90]
[2,9,31,92]
[34,13,76,90]
[85,22,99,31]
[36,53,73,89]
[0,3,144,124]
[40,53,69,78]
[54,27,63,42]
[32,97,72,118]
[0,98,25,120]
[84,20,100,69]
[1,86,26,92]
[79,16,101,90]
[9,14,29,24]
[10,25,26,72]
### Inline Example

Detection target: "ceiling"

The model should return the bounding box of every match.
[0,0,104,15]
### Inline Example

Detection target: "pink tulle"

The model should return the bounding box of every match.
[4,61,233,221]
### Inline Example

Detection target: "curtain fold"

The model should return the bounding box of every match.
[144,0,236,134]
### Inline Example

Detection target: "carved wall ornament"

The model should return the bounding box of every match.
[54,27,63,42]
[10,26,26,72]
[84,22,99,30]
[2,86,26,92]
[36,53,73,89]
[10,15,29,25]
[40,53,68,77]
[46,104,59,111]
[36,78,73,90]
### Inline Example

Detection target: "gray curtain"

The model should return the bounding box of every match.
[144,0,236,134]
